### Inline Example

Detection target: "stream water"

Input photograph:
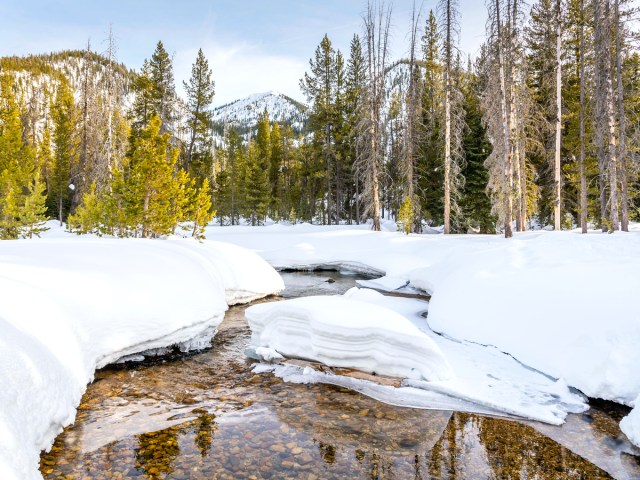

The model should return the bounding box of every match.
[39,272,640,480]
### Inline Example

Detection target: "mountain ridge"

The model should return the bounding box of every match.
[211,90,308,138]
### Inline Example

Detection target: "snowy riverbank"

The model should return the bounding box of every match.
[208,222,640,448]
[0,236,283,480]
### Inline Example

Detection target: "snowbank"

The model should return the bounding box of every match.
[416,232,640,407]
[621,399,640,448]
[246,288,453,381]
[248,288,586,425]
[0,237,283,480]
[211,224,640,443]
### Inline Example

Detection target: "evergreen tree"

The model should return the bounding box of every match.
[184,48,215,179]
[243,141,269,225]
[214,128,245,225]
[18,171,48,238]
[49,80,77,225]
[0,74,48,238]
[149,41,177,133]
[528,0,564,227]
[124,114,180,237]
[0,74,26,238]
[269,122,283,219]
[345,35,366,223]
[132,42,177,134]
[300,34,339,224]
[419,10,445,226]
[190,178,214,239]
[67,182,102,234]
[459,64,495,233]
[131,60,154,132]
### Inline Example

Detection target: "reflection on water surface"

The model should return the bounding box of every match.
[40,272,639,479]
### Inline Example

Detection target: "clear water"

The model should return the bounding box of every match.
[39,271,640,479]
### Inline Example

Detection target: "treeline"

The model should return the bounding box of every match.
[0,39,216,239]
[1,0,639,238]
[212,0,640,234]
[291,0,640,235]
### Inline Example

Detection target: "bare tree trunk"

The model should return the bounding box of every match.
[496,0,513,238]
[605,2,619,231]
[579,0,587,234]
[359,1,391,232]
[554,0,562,230]
[444,79,452,234]
[519,131,527,228]
[443,0,453,234]
[355,165,361,224]
[594,0,609,231]
[370,105,381,230]
[615,0,629,231]
[104,26,118,188]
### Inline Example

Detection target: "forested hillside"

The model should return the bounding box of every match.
[0,0,638,239]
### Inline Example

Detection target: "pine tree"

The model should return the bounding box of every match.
[191,178,214,239]
[398,196,414,234]
[214,128,245,225]
[300,34,339,225]
[127,114,180,237]
[49,80,77,225]
[243,141,270,225]
[269,122,283,219]
[132,42,177,134]
[67,182,102,234]
[0,74,48,238]
[345,34,366,223]
[184,48,215,179]
[149,41,177,133]
[19,172,48,238]
[528,0,564,229]
[131,60,154,132]
[460,63,495,233]
[0,74,26,238]
[419,10,445,226]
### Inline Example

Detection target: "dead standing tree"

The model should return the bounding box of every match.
[438,0,466,233]
[400,4,424,232]
[483,0,514,238]
[357,0,392,232]
[594,0,619,231]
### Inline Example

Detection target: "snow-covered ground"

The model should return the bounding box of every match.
[2,219,639,480]
[0,233,283,480]
[248,288,586,425]
[207,222,640,448]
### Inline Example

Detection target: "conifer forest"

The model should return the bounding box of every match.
[1,0,639,239]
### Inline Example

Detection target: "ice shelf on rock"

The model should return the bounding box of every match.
[621,398,640,448]
[246,288,454,382]
[248,288,588,427]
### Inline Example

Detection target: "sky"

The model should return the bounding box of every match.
[0,1,488,106]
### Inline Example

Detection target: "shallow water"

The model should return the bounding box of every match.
[40,272,640,479]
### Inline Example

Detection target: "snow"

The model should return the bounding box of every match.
[247,288,586,426]
[212,91,307,139]
[246,288,454,382]
[209,223,640,445]
[621,399,640,448]
[0,237,283,480]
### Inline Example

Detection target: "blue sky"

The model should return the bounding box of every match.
[0,1,488,105]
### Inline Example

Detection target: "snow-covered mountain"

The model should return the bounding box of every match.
[212,91,308,139]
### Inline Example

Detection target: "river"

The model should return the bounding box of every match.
[39,271,640,479]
